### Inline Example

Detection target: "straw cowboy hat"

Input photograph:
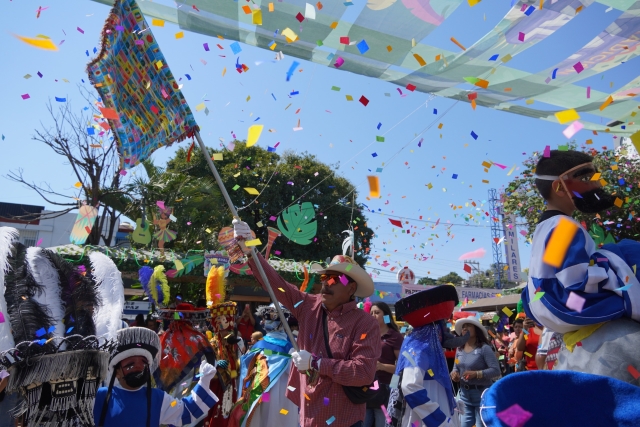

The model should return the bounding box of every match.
[311,255,374,297]
[455,317,489,340]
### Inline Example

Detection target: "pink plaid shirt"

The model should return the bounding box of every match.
[248,255,381,427]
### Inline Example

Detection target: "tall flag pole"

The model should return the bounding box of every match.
[87,0,298,350]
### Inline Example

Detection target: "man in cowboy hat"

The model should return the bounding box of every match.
[233,220,381,427]
[94,327,220,427]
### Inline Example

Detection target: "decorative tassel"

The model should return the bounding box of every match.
[150,265,170,306]
[0,226,18,352]
[91,252,125,341]
[206,265,226,307]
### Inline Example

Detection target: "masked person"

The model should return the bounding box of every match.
[94,327,219,427]
[228,303,298,427]
[523,150,640,333]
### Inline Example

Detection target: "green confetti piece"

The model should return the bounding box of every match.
[232,184,240,191]
[376,136,385,142]
[331,86,340,91]
[533,291,545,301]
[317,40,324,46]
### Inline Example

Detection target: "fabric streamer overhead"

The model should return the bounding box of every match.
[87,0,200,168]
[89,0,640,134]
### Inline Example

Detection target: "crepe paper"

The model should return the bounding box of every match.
[413,54,427,66]
[573,62,584,73]
[230,42,242,55]
[450,37,466,51]
[563,121,584,139]
[357,40,370,54]
[367,176,380,198]
[599,96,614,111]
[402,351,417,367]
[496,403,533,427]
[21,94,31,100]
[524,5,535,15]
[628,365,640,379]
[533,291,545,302]
[383,315,391,324]
[323,397,330,405]
[543,217,579,268]
[244,187,260,196]
[470,131,478,140]
[463,264,472,274]
[252,9,263,25]
[247,125,264,147]
[555,109,580,124]
[389,219,403,228]
[326,416,336,425]
[35,327,47,338]
[280,408,289,415]
[359,96,370,106]
[502,307,513,317]
[518,32,525,42]
[334,57,345,68]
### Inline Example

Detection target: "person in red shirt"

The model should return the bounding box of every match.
[237,303,256,343]
[365,302,404,427]
[516,317,542,371]
[233,219,380,427]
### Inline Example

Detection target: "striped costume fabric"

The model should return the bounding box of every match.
[247,254,381,427]
[523,213,640,334]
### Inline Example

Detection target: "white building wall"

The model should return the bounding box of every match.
[0,209,118,248]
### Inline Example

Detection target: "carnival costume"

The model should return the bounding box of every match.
[204,266,241,427]
[0,226,123,426]
[228,303,297,427]
[138,266,215,392]
[93,327,219,427]
[386,286,469,427]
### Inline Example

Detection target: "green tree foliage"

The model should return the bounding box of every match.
[501,143,640,242]
[436,272,463,285]
[164,142,374,266]
[417,277,437,285]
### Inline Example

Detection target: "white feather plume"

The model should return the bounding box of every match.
[91,252,125,341]
[27,247,66,338]
[0,227,18,352]
[342,229,354,257]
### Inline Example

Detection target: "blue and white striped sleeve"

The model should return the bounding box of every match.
[401,366,447,427]
[159,383,218,426]
[525,222,632,333]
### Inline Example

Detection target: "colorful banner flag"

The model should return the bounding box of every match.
[87,0,198,169]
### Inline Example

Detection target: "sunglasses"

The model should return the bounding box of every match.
[320,273,353,286]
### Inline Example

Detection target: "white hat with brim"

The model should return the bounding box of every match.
[455,317,489,340]
[311,255,374,298]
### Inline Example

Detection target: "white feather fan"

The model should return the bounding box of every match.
[91,252,125,341]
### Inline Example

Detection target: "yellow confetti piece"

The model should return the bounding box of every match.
[543,217,579,268]
[282,28,299,43]
[455,359,459,364]
[171,400,177,407]
[247,125,264,147]
[155,60,163,69]
[554,109,580,124]
[524,352,533,357]
[245,238,262,247]
[427,369,434,377]
[450,37,466,51]
[599,96,614,111]
[13,34,58,51]
[280,409,289,415]
[346,95,353,101]
[367,176,380,198]
[525,99,534,105]
[152,18,165,27]
[222,67,227,77]
[175,31,184,39]
[438,123,443,129]
[502,307,513,317]
[590,172,601,181]
[244,187,260,195]
[269,2,274,11]
[195,103,205,111]
[205,228,212,233]
[330,21,338,29]
[252,9,263,25]
[278,287,285,292]
[413,53,427,67]
[304,393,310,400]
[614,197,623,208]
[74,182,82,188]
[212,153,223,161]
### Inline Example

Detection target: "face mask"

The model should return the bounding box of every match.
[122,367,149,389]
[572,188,616,213]
[263,319,281,332]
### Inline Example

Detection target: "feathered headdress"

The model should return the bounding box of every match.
[139,265,170,306]
[27,247,65,340]
[206,265,226,308]
[92,252,125,341]
[0,227,18,353]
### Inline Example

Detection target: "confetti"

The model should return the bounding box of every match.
[543,217,579,268]
[496,403,533,427]
[565,291,585,312]
[555,109,580,124]
[326,416,336,425]
[279,408,288,415]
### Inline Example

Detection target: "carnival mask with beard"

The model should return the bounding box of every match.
[572,187,616,213]
[122,367,150,388]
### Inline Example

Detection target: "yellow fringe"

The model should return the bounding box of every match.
[206,265,226,307]
[151,265,170,306]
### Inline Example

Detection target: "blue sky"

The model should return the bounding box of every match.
[0,0,633,284]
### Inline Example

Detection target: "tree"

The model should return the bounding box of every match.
[501,143,640,242]
[7,97,127,246]
[417,276,437,285]
[436,272,463,285]
[164,142,374,266]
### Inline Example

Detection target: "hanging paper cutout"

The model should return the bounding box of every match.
[153,207,177,254]
[277,202,317,245]
[70,205,98,244]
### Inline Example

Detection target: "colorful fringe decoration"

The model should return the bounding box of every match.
[151,265,170,306]
[206,265,226,307]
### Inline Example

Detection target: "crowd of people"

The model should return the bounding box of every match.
[2,148,640,426]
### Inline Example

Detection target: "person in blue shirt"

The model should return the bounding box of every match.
[523,149,640,334]
[94,327,219,427]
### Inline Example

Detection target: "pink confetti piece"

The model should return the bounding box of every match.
[21,94,30,100]
[119,170,127,176]
[135,39,144,45]
[36,238,43,247]
[334,57,344,68]
[0,312,5,323]
[381,405,392,423]
[573,61,584,73]
[262,392,270,402]
[587,86,591,98]
[543,145,551,157]
[339,274,349,285]
[562,121,584,139]
[566,291,586,312]
[274,250,281,255]
[156,200,166,210]
[371,380,379,390]
[518,32,525,42]
[496,404,533,427]
[77,27,85,34]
